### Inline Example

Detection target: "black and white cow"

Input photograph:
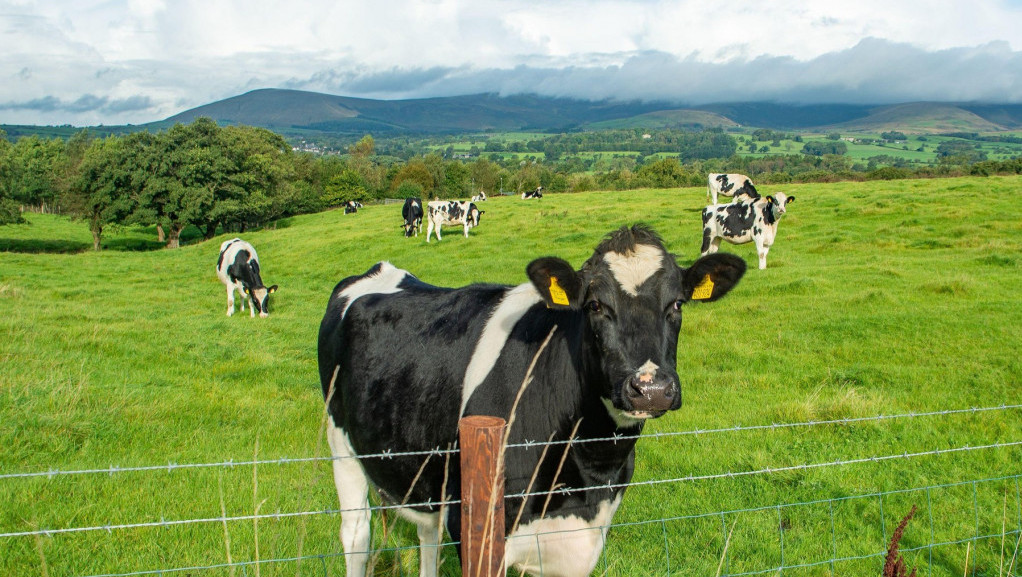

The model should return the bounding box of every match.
[402,197,424,238]
[318,225,745,577]
[426,200,483,242]
[216,238,278,318]
[701,192,795,270]
[522,186,543,199]
[471,191,488,202]
[707,173,759,205]
[344,200,363,215]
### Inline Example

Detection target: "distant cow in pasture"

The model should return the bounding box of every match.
[521,186,543,199]
[701,193,795,269]
[471,191,488,202]
[216,238,278,318]
[426,200,483,242]
[318,224,746,577]
[344,200,363,214]
[707,173,759,205]
[401,197,424,238]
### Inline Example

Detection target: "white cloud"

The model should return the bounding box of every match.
[1,0,1021,125]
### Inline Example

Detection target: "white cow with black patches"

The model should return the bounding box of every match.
[216,238,278,317]
[707,173,759,205]
[318,225,746,577]
[426,200,483,242]
[701,193,795,269]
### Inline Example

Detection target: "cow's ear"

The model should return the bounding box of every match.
[681,253,746,303]
[268,285,278,293]
[527,257,581,310]
[786,196,795,204]
[243,287,250,295]
[765,195,775,204]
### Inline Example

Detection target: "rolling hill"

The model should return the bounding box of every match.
[5,90,1022,140]
[154,90,1022,135]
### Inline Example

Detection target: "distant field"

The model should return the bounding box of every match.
[1,176,1020,576]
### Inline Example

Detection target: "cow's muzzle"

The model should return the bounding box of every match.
[623,377,680,417]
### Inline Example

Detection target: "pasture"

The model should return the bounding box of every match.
[1,176,1020,576]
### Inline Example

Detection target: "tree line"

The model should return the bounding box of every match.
[3,118,1021,249]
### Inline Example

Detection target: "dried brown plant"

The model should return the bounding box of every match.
[883,505,918,577]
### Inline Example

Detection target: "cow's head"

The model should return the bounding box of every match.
[765,193,794,219]
[245,284,279,318]
[526,225,745,428]
[467,203,483,228]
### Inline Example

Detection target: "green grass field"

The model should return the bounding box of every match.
[1,176,1021,576]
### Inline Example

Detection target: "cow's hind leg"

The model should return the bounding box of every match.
[397,509,443,577]
[327,423,372,577]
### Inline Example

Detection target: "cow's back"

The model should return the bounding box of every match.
[318,263,511,504]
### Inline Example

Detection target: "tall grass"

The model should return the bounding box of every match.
[1,176,1020,575]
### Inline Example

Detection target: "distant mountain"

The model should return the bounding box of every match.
[162,90,1022,135]
[5,90,1022,140]
[827,102,1009,133]
[159,89,671,134]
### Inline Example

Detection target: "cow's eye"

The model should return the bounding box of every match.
[585,300,602,313]
[672,299,684,311]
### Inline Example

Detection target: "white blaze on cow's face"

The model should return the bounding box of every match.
[771,192,792,216]
[602,244,663,297]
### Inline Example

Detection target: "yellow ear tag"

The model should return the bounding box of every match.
[691,275,714,300]
[548,277,570,306]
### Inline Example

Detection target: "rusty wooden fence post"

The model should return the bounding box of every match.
[459,415,507,577]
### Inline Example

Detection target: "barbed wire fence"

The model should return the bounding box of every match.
[2,404,1020,576]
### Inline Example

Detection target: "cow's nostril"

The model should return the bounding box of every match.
[628,380,644,398]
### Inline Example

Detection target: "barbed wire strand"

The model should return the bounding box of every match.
[3,403,1019,482]
[4,438,1019,541]
[56,473,1022,577]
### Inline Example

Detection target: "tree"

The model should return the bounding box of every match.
[391,159,435,195]
[65,136,134,250]
[10,135,65,212]
[0,132,23,224]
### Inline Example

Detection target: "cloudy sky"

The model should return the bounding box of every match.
[2,0,1022,126]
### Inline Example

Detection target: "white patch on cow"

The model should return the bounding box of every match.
[337,261,408,320]
[636,359,659,379]
[327,423,372,577]
[602,245,663,297]
[505,495,623,577]
[601,398,651,428]
[460,283,543,416]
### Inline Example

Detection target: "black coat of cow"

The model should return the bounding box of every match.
[402,196,424,237]
[317,225,745,577]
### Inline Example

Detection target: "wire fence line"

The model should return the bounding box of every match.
[2,402,1019,482]
[26,473,1022,577]
[3,436,1019,540]
[4,403,1021,576]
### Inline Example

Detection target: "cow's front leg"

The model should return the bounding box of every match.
[225,286,235,316]
[756,238,769,269]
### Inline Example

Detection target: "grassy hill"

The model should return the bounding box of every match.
[1,176,1020,576]
[829,102,1008,133]
[7,91,1022,140]
[587,108,739,130]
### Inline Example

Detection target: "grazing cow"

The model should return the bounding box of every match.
[216,238,278,318]
[344,200,363,215]
[522,186,543,199]
[471,191,488,202]
[701,193,795,270]
[426,200,483,242]
[318,225,745,577]
[401,197,424,238]
[707,173,759,205]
